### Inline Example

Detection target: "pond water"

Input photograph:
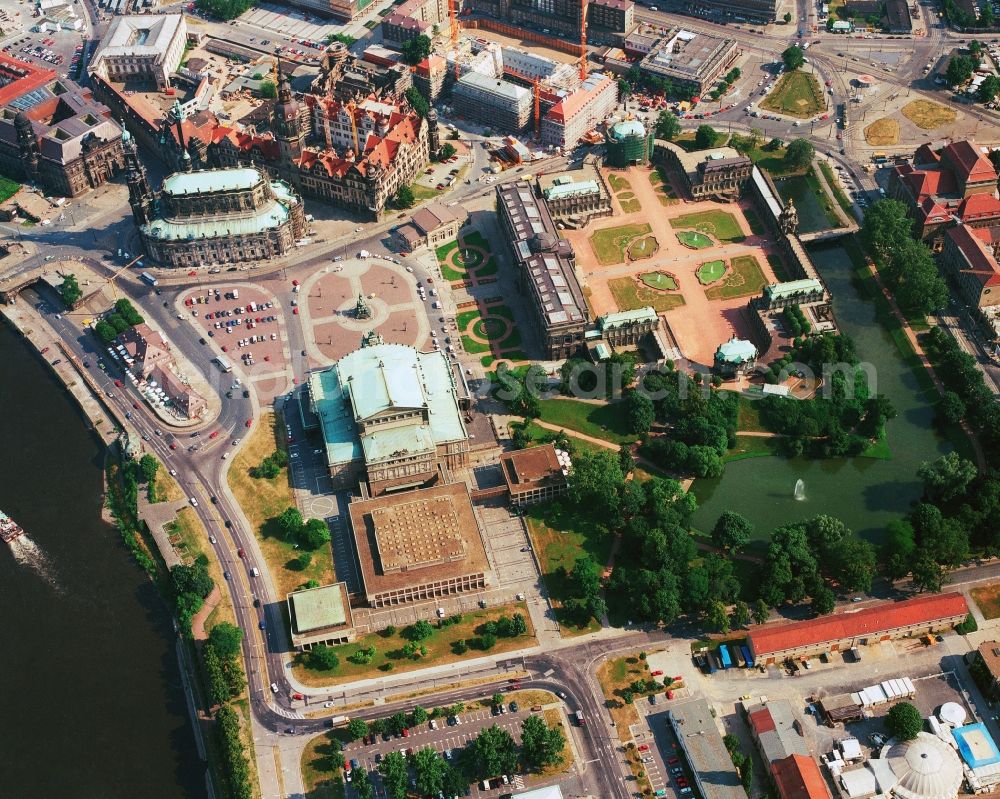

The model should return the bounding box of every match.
[775,175,841,234]
[690,244,951,543]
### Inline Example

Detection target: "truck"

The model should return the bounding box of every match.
[718,644,733,669]
[140,271,158,287]
[574,710,585,726]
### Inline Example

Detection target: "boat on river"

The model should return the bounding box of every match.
[0,510,24,543]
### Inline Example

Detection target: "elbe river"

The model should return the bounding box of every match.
[0,323,201,798]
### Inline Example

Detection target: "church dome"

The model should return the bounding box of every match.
[882,733,963,799]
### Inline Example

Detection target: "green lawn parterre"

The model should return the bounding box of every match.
[669,210,745,243]
[589,223,652,265]
[760,70,825,119]
[696,260,727,285]
[704,255,768,300]
[610,277,685,313]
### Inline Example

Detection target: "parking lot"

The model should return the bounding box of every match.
[341,704,564,798]
[180,284,292,404]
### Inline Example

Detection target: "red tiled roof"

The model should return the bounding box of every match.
[0,54,56,106]
[913,142,940,166]
[915,195,951,225]
[943,140,997,183]
[749,593,968,658]
[749,707,776,735]
[771,755,831,799]
[957,193,1000,222]
[546,76,613,125]
[947,224,1000,287]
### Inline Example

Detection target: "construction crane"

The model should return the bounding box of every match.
[534,77,541,139]
[449,0,459,82]
[579,0,588,81]
[107,255,143,300]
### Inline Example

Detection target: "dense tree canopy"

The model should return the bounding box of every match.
[782,45,805,71]
[886,702,923,740]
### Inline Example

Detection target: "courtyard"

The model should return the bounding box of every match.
[299,257,431,363]
[564,165,783,368]
[436,229,498,284]
[456,300,527,366]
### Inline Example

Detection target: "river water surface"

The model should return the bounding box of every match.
[0,323,201,798]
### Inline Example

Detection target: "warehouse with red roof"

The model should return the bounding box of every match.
[748,593,969,664]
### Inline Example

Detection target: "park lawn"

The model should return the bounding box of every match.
[589,223,652,265]
[626,235,659,260]
[669,210,745,243]
[760,71,824,118]
[610,277,685,313]
[723,434,780,463]
[525,505,611,635]
[864,117,900,146]
[408,181,440,202]
[620,198,641,213]
[462,333,491,354]
[748,145,793,176]
[456,308,481,329]
[227,411,333,598]
[0,175,20,204]
[900,100,955,130]
[596,654,655,742]
[537,709,575,777]
[704,255,767,300]
[767,254,794,283]
[522,422,608,457]
[537,398,638,444]
[971,584,1000,620]
[165,506,237,630]
[292,602,536,686]
[607,173,632,193]
[159,469,186,502]
[301,730,347,799]
[819,162,855,217]
[737,395,768,432]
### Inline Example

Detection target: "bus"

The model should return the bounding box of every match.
[718,644,733,669]
[214,356,233,373]
[871,152,889,165]
[140,271,158,287]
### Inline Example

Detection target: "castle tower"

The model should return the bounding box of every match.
[273,64,304,164]
[14,111,39,183]
[779,198,799,235]
[427,108,440,158]
[122,128,154,227]
[166,99,193,173]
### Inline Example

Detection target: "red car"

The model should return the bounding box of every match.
[238,548,245,558]
[188,270,197,277]
[245,419,253,428]
[668,757,679,765]
[651,670,663,676]
[293,307,299,315]
[133,402,139,409]
[402,728,409,737]
[678,778,689,787]
[292,279,300,286]
[292,693,303,700]
[426,277,433,283]
[638,744,649,752]
[210,431,219,439]
[40,346,49,354]
[114,379,123,387]
[170,442,177,450]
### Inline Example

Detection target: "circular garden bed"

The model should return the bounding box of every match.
[676,231,714,249]
[626,235,659,261]
[696,260,727,285]
[639,271,678,291]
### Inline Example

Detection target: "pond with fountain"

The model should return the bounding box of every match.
[690,244,953,544]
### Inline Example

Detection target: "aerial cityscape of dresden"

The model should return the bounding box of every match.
[8,0,1000,792]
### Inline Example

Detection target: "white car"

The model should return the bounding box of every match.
[324,701,335,708]
[189,497,199,507]
[169,469,177,476]
[405,266,413,272]
[209,535,217,544]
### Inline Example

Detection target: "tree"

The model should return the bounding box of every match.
[410,705,427,726]
[208,622,243,660]
[139,453,159,484]
[695,124,720,150]
[299,517,331,549]
[707,600,730,633]
[405,86,430,117]
[521,714,565,770]
[59,273,82,307]
[733,600,751,628]
[378,751,409,799]
[94,320,117,343]
[395,185,415,209]
[918,452,977,504]
[341,717,367,741]
[438,142,456,161]
[753,598,771,625]
[886,702,923,740]
[626,390,655,435]
[306,645,339,671]
[469,725,519,778]
[811,584,836,615]
[405,619,435,641]
[171,561,214,599]
[411,747,448,795]
[911,554,945,593]
[258,80,277,99]
[353,768,374,799]
[782,45,805,71]
[947,54,975,87]
[618,78,632,100]
[655,110,681,141]
[275,507,303,541]
[712,510,753,553]
[328,749,345,772]
[784,138,815,171]
[834,538,877,593]
[401,34,432,65]
[783,10,792,21]
[978,75,1000,104]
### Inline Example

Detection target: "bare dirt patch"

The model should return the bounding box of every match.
[901,100,956,130]
[864,117,900,146]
